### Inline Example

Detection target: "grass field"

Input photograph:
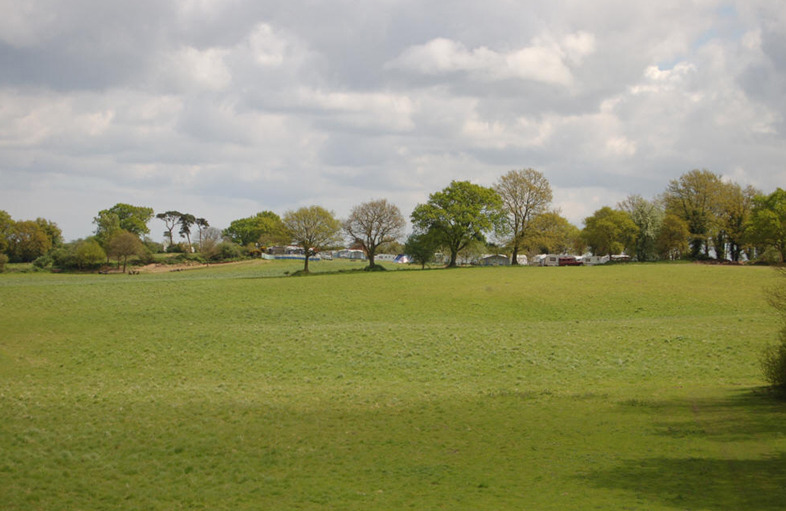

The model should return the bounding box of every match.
[1,261,784,510]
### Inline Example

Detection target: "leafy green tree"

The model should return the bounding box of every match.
[35,218,63,249]
[404,231,439,269]
[343,199,406,269]
[411,180,504,267]
[582,207,639,257]
[75,239,107,269]
[0,210,15,254]
[713,183,758,262]
[523,211,581,255]
[494,169,552,265]
[664,169,723,259]
[618,195,664,261]
[94,203,153,238]
[107,230,144,272]
[656,214,691,260]
[156,211,182,247]
[7,220,52,262]
[224,211,285,247]
[748,188,786,263]
[282,206,342,273]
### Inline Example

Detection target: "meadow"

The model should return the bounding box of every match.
[1,261,784,510]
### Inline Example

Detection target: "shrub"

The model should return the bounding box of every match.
[0,253,7,272]
[761,342,786,388]
[762,267,786,390]
[33,254,53,269]
[210,242,244,261]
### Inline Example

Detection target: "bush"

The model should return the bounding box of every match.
[761,341,786,389]
[0,253,7,272]
[210,242,244,262]
[762,267,786,390]
[33,254,53,269]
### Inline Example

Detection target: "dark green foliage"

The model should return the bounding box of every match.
[224,211,285,246]
[0,252,8,272]
[411,180,504,267]
[404,231,439,269]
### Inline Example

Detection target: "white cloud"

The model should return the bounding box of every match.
[386,31,596,86]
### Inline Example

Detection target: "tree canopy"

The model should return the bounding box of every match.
[411,180,504,267]
[283,206,342,273]
[582,207,638,257]
[224,211,285,247]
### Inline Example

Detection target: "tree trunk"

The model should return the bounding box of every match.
[368,252,376,268]
[303,253,310,273]
[511,246,519,266]
[448,250,458,267]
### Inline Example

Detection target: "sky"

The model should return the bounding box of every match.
[1,0,785,242]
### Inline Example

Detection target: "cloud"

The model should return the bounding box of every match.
[386,32,596,86]
[1,0,785,240]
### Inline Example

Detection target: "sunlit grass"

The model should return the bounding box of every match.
[1,262,784,509]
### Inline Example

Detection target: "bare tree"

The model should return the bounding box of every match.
[343,199,406,269]
[494,169,552,265]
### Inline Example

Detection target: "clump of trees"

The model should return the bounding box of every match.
[4,167,786,274]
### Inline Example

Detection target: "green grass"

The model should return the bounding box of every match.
[1,262,784,510]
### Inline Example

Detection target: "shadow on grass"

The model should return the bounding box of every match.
[584,454,786,511]
[586,388,786,511]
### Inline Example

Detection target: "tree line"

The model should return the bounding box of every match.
[1,168,784,273]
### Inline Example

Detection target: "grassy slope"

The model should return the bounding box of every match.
[0,262,784,510]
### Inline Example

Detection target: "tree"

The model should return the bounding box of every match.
[74,239,107,269]
[582,207,639,257]
[0,210,15,254]
[224,211,285,247]
[343,199,406,269]
[761,267,786,388]
[35,218,63,249]
[94,203,153,239]
[523,211,581,255]
[618,195,664,261]
[411,180,504,267]
[195,218,210,251]
[494,169,552,265]
[714,183,758,262]
[664,169,723,259]
[178,213,196,252]
[282,206,342,273]
[404,231,439,269]
[7,220,52,262]
[656,214,690,260]
[156,211,182,247]
[748,188,786,263]
[107,230,144,272]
